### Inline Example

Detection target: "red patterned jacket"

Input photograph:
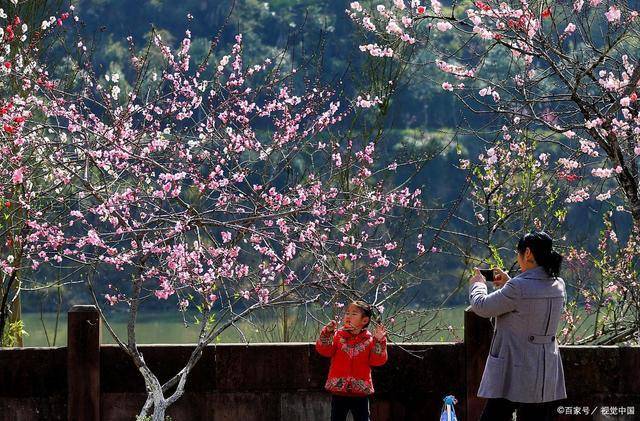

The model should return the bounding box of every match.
[315,327,388,396]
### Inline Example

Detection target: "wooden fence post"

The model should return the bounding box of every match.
[68,305,101,421]
[465,306,493,421]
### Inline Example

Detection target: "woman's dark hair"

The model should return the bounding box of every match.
[349,300,373,327]
[517,231,563,278]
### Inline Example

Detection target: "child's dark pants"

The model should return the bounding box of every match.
[331,395,370,421]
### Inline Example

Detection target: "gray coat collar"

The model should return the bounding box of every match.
[516,266,549,280]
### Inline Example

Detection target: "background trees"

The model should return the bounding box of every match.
[350,0,640,344]
[2,5,443,417]
[3,0,639,417]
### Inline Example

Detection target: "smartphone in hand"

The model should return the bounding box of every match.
[480,269,494,282]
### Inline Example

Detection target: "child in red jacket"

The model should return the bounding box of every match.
[316,300,387,421]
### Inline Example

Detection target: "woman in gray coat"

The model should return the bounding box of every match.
[469,231,567,421]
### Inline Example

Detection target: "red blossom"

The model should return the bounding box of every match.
[4,25,14,41]
[417,5,426,14]
[475,1,491,11]
[541,8,552,19]
[13,116,25,123]
[630,92,638,102]
[3,124,16,133]
[507,19,523,30]
[4,61,11,69]
[0,103,13,115]
[4,201,10,208]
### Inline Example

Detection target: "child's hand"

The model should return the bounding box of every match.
[324,320,338,333]
[373,323,386,341]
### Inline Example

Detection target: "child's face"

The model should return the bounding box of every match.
[343,304,369,331]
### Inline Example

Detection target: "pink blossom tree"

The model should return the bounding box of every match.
[0,7,76,346]
[349,0,640,344]
[9,12,444,417]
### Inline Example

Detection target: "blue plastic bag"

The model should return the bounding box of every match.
[440,395,458,421]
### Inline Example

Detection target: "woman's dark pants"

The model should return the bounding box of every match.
[480,397,559,421]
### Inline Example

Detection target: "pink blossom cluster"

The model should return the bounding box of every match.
[1,17,426,315]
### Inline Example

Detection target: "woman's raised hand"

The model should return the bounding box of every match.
[493,268,510,288]
[470,267,485,285]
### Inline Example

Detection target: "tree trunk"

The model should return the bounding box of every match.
[0,279,22,347]
[137,362,168,420]
[10,293,22,347]
[151,404,167,421]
